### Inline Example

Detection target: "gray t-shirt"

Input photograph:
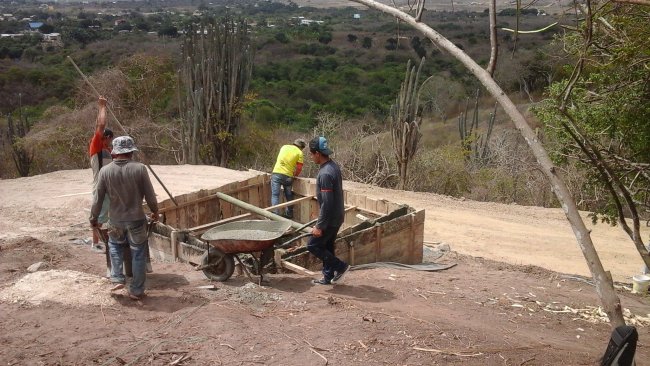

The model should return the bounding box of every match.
[91,159,158,222]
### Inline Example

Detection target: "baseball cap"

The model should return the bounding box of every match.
[112,136,138,155]
[294,138,306,149]
[309,136,333,156]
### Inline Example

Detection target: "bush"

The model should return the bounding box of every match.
[406,145,471,195]
[362,36,372,49]
[275,32,289,44]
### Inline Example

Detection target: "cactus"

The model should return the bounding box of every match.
[179,17,254,166]
[458,89,496,165]
[390,58,425,190]
[6,112,32,177]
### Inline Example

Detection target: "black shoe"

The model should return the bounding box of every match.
[331,264,350,284]
[312,278,332,285]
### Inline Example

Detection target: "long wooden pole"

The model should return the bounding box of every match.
[215,192,311,233]
[68,56,178,207]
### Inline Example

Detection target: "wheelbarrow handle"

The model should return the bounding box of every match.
[291,218,319,234]
[279,232,312,248]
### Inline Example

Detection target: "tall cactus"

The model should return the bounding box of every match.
[6,112,32,177]
[390,58,425,190]
[179,16,254,166]
[458,89,496,165]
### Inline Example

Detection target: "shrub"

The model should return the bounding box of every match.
[406,145,471,195]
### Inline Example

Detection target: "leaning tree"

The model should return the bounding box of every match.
[179,17,254,166]
[348,0,626,327]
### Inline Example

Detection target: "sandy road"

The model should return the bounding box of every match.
[0,165,645,282]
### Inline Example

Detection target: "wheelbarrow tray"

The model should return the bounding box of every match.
[200,220,293,254]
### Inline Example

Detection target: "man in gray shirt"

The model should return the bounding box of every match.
[307,136,350,285]
[90,136,159,300]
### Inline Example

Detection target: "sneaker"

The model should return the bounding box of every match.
[91,244,105,253]
[331,264,350,284]
[311,278,332,285]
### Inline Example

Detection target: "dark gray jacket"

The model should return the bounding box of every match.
[316,159,344,229]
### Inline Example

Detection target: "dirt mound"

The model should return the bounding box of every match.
[0,236,76,277]
[0,269,116,307]
[0,236,45,251]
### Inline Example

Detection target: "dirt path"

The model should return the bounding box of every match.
[1,166,645,281]
[345,182,649,283]
[1,165,649,365]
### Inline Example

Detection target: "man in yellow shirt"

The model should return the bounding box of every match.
[271,138,306,219]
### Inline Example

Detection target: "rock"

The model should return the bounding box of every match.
[433,243,451,252]
[27,262,46,273]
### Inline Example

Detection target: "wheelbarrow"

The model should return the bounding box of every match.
[198,220,312,283]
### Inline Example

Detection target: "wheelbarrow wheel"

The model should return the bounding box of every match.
[200,248,235,282]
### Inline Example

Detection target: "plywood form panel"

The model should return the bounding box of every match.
[344,207,359,227]
[195,189,210,227]
[177,241,205,264]
[220,199,233,220]
[186,190,199,228]
[334,237,351,265]
[249,175,262,210]
[354,193,367,211]
[164,206,178,228]
[365,197,379,213]
[341,228,378,265]
[174,192,187,229]
[290,248,323,272]
[205,195,221,225]
[149,233,172,257]
[292,178,312,197]
[410,209,425,263]
[376,199,388,214]
[261,174,271,209]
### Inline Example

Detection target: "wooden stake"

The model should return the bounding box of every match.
[280,260,317,276]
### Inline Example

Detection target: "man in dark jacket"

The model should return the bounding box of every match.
[307,136,350,285]
[90,136,159,300]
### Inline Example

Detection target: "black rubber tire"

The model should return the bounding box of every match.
[200,249,235,282]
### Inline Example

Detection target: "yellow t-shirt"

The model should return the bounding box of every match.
[272,145,304,177]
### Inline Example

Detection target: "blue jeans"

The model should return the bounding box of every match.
[307,225,346,282]
[107,219,148,296]
[271,173,294,218]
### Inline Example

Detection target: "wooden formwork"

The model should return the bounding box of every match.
[147,173,424,271]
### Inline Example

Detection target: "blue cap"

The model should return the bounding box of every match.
[309,136,333,156]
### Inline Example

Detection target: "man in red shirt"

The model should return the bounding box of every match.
[88,96,113,252]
